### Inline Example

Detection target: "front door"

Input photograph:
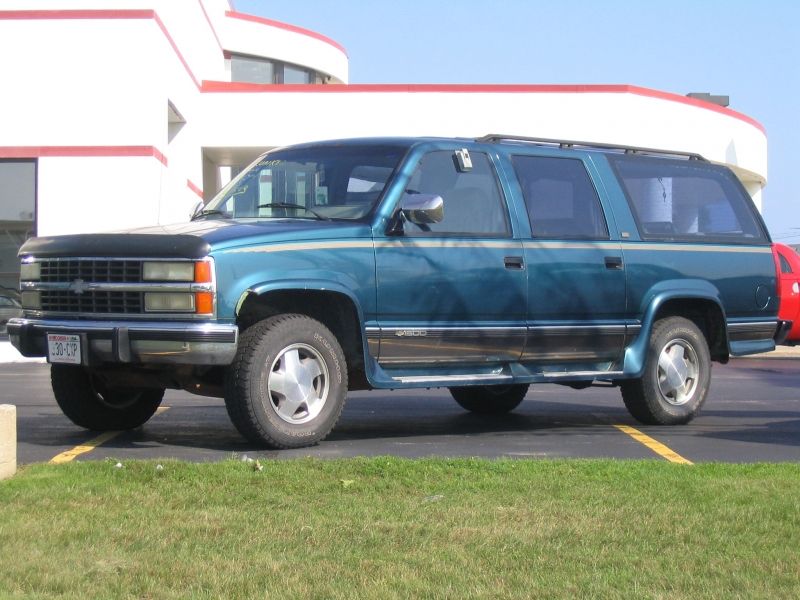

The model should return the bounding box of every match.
[374,149,527,366]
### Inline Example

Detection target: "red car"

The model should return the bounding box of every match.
[774,243,800,344]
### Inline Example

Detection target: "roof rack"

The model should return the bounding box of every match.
[476,134,706,161]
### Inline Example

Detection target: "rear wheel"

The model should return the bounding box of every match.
[51,365,164,430]
[621,316,711,425]
[449,384,529,414]
[224,314,347,449]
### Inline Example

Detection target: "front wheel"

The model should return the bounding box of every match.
[620,316,711,425]
[224,314,348,449]
[51,365,164,430]
[449,384,529,414]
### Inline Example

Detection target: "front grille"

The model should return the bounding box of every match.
[40,260,142,283]
[41,291,143,314]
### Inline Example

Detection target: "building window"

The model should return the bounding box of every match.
[231,54,275,84]
[0,160,36,298]
[230,54,319,85]
[283,64,311,84]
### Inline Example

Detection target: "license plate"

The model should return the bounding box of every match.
[47,333,82,365]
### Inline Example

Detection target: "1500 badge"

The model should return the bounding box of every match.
[395,329,428,337]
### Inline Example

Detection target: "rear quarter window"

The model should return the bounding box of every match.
[608,155,768,244]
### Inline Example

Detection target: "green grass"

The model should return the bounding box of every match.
[1,458,799,599]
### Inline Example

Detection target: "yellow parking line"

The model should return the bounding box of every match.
[49,406,170,464]
[613,424,693,465]
[49,430,122,464]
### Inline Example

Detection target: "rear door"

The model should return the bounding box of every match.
[510,154,627,367]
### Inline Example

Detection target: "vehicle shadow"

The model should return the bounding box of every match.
[76,397,636,456]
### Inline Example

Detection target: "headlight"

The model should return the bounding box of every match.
[143,261,195,282]
[144,292,195,312]
[20,261,40,281]
[21,291,41,309]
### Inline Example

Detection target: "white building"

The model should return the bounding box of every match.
[0,0,768,294]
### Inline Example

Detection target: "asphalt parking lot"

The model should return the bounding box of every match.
[3,353,800,465]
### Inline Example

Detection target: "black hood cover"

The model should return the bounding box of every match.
[18,233,210,259]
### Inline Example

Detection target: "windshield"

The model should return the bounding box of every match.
[200,144,406,221]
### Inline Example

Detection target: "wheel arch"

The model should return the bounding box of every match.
[235,280,370,390]
[623,285,728,377]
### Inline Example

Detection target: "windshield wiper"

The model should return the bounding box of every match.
[257,203,330,221]
[191,209,231,221]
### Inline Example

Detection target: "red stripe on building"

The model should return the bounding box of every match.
[0,9,155,20]
[224,11,348,56]
[624,85,765,134]
[187,179,204,198]
[197,0,224,54]
[0,146,168,166]
[198,81,764,134]
[151,12,201,89]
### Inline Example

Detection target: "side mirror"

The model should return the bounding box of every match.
[400,193,444,225]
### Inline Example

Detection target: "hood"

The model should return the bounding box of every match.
[19,218,372,259]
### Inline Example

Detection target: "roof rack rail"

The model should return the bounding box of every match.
[476,134,706,161]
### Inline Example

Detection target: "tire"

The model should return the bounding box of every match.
[51,365,164,430]
[620,316,711,425]
[449,384,529,414]
[224,314,347,449]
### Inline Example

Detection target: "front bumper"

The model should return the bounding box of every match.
[7,317,238,366]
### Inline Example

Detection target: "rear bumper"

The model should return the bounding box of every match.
[7,317,238,366]
[726,319,787,357]
[774,320,794,346]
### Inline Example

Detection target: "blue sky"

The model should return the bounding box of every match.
[236,0,799,243]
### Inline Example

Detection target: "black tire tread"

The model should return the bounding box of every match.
[224,314,348,449]
[620,316,710,425]
[51,365,164,430]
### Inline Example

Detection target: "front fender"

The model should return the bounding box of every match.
[239,278,366,325]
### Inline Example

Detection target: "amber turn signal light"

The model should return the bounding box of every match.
[194,261,212,283]
[195,291,214,314]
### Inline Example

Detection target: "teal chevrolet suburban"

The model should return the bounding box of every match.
[9,135,791,448]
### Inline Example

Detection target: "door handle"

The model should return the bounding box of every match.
[504,256,525,270]
[604,256,623,270]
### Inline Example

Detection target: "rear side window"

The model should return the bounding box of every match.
[609,155,768,243]
[512,156,608,239]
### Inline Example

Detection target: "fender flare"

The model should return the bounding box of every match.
[622,281,727,377]
[234,278,372,363]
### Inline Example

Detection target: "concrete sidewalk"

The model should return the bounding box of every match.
[751,344,800,359]
[0,340,45,364]
[0,339,798,364]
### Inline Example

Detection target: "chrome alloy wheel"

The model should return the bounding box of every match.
[265,343,330,424]
[656,338,699,406]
